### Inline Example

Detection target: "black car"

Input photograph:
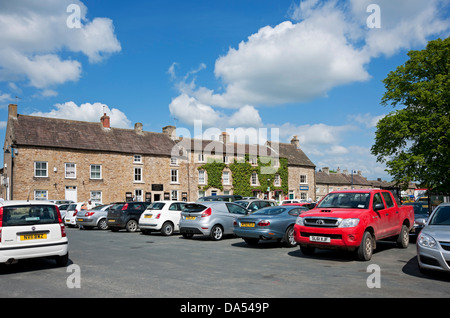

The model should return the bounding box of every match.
[107,201,150,232]
[197,195,243,202]
[402,202,430,236]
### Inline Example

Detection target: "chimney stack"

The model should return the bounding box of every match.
[322,167,329,174]
[219,131,230,144]
[100,113,110,129]
[162,125,176,140]
[8,104,17,120]
[134,122,143,135]
[290,135,299,148]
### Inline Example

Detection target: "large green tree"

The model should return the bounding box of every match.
[371,37,449,192]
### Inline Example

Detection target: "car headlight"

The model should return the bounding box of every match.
[296,217,304,226]
[418,232,438,249]
[338,218,360,228]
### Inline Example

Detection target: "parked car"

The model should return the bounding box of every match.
[281,199,300,205]
[197,195,243,202]
[0,200,69,266]
[402,201,430,237]
[294,189,415,261]
[107,202,150,232]
[76,204,113,230]
[234,205,308,247]
[417,203,450,274]
[282,202,317,209]
[64,202,85,227]
[57,204,70,220]
[234,199,277,213]
[49,200,74,205]
[180,201,249,240]
[139,201,187,235]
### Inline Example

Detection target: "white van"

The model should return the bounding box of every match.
[0,200,69,266]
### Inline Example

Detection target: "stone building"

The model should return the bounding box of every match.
[3,104,316,203]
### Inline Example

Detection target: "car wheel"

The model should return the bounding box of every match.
[283,225,297,247]
[210,225,223,241]
[97,219,108,230]
[161,222,174,236]
[55,252,69,267]
[126,220,138,232]
[396,224,409,248]
[356,231,373,261]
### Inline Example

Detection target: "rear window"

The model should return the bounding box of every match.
[147,202,166,210]
[67,203,78,210]
[252,207,286,216]
[183,204,207,212]
[2,205,60,226]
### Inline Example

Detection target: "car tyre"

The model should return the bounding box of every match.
[396,224,409,248]
[210,225,223,241]
[356,231,373,261]
[97,218,108,230]
[283,225,297,247]
[161,222,174,236]
[126,219,138,232]
[55,252,69,267]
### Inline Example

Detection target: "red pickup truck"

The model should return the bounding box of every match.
[294,189,414,261]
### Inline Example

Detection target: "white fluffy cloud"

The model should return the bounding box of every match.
[30,101,132,128]
[0,0,121,89]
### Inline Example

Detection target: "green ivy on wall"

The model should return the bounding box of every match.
[198,155,288,197]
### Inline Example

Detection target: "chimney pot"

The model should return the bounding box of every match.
[290,135,299,148]
[8,104,17,119]
[219,131,230,144]
[100,113,110,129]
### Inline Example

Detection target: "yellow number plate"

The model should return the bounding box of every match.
[240,223,255,227]
[144,215,152,218]
[20,233,47,241]
[186,216,196,220]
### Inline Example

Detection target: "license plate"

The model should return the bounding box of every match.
[186,216,196,220]
[240,222,255,227]
[310,236,330,243]
[144,215,152,218]
[108,219,115,223]
[77,218,83,222]
[20,233,47,241]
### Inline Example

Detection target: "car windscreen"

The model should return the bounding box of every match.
[147,202,165,210]
[2,205,60,226]
[428,206,450,225]
[182,204,207,212]
[318,193,370,209]
[252,207,286,216]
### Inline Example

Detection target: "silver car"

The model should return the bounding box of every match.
[417,203,450,274]
[180,201,249,240]
[234,199,277,213]
[76,204,113,230]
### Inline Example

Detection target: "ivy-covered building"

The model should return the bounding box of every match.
[2,104,316,203]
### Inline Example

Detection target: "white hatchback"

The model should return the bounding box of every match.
[64,202,85,227]
[0,200,69,266]
[139,201,187,236]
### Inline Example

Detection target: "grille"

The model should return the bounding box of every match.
[439,242,450,251]
[303,217,340,228]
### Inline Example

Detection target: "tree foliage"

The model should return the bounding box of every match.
[371,37,450,192]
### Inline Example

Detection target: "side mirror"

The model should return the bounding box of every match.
[374,203,384,211]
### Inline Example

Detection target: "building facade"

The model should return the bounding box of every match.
[3,104,316,203]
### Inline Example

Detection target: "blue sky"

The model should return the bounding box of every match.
[1,0,449,181]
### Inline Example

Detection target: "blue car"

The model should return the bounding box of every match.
[234,205,308,247]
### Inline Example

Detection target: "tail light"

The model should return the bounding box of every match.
[74,209,78,216]
[201,207,212,217]
[85,212,95,217]
[121,203,129,211]
[55,206,66,238]
[257,220,270,227]
[156,213,161,219]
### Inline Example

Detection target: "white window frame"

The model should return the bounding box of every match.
[171,190,178,201]
[274,174,281,186]
[133,155,142,163]
[34,189,48,200]
[135,189,143,201]
[198,170,206,184]
[170,157,178,166]
[134,167,143,182]
[250,157,258,166]
[90,164,102,180]
[251,172,258,186]
[223,171,230,185]
[198,153,205,163]
[65,163,76,179]
[300,174,307,184]
[90,191,102,203]
[171,169,179,184]
[34,161,48,177]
